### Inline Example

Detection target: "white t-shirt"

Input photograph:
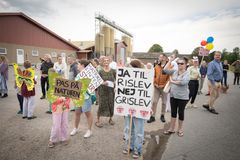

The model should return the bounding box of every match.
[53,62,67,79]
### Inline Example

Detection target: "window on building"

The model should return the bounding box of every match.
[51,52,57,58]
[32,50,39,56]
[0,48,7,54]
[61,52,66,57]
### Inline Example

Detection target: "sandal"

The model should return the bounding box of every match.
[163,130,175,135]
[177,131,184,137]
[109,119,115,125]
[95,122,103,128]
[48,141,55,148]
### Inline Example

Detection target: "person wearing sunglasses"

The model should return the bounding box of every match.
[163,56,190,137]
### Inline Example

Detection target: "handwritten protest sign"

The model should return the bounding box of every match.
[47,71,91,107]
[199,47,210,56]
[54,78,82,99]
[114,67,154,120]
[78,63,103,93]
[13,63,35,91]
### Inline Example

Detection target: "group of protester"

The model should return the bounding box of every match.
[1,50,240,159]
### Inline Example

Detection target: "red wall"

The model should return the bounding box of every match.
[0,16,77,51]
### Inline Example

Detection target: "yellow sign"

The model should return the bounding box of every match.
[13,63,35,91]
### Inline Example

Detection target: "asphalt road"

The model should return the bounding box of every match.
[161,72,240,160]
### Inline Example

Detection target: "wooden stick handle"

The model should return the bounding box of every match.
[128,115,133,155]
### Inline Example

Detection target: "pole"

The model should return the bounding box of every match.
[127,114,133,155]
[200,55,205,67]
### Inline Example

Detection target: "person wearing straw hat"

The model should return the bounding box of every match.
[186,56,200,108]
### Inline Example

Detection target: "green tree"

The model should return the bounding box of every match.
[191,47,200,58]
[208,51,215,61]
[148,44,163,53]
[172,49,179,56]
[228,53,236,64]
[233,47,240,60]
[221,48,228,60]
[222,48,227,53]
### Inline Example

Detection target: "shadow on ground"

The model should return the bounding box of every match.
[143,123,170,160]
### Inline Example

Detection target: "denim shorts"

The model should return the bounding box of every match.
[75,97,92,113]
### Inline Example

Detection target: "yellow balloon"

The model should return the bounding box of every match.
[206,43,214,50]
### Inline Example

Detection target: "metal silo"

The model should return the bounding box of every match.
[95,33,105,56]
[101,25,110,55]
[110,27,115,56]
[122,35,130,57]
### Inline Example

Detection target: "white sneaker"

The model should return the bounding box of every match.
[84,130,92,138]
[186,102,191,109]
[70,128,79,136]
[186,104,192,109]
[192,104,198,108]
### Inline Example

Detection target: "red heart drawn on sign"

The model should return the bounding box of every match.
[116,106,124,113]
[140,110,149,118]
[128,108,136,116]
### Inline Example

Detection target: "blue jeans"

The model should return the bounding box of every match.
[123,116,145,154]
[221,72,227,86]
[17,93,23,112]
[0,75,8,94]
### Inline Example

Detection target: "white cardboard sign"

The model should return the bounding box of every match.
[78,63,103,93]
[114,67,154,120]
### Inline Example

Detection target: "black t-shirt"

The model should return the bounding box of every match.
[222,64,229,73]
[40,61,54,74]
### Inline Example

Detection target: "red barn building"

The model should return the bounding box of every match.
[0,12,84,64]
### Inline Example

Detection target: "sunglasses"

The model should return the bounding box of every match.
[177,62,185,65]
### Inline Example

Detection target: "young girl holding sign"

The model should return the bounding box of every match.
[122,59,146,159]
[48,97,70,148]
[48,68,71,148]
[70,59,93,138]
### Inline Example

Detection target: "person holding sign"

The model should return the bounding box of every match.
[48,96,71,148]
[122,59,146,159]
[70,60,93,138]
[21,61,37,120]
[163,57,190,137]
[96,56,116,128]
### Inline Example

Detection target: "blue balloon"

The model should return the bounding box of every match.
[207,36,214,43]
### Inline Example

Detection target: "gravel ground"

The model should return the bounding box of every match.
[0,67,169,160]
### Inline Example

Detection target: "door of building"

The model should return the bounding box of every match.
[16,49,24,64]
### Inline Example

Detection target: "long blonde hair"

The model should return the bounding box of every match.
[0,55,8,63]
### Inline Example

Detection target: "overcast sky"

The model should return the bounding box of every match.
[1,0,240,54]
